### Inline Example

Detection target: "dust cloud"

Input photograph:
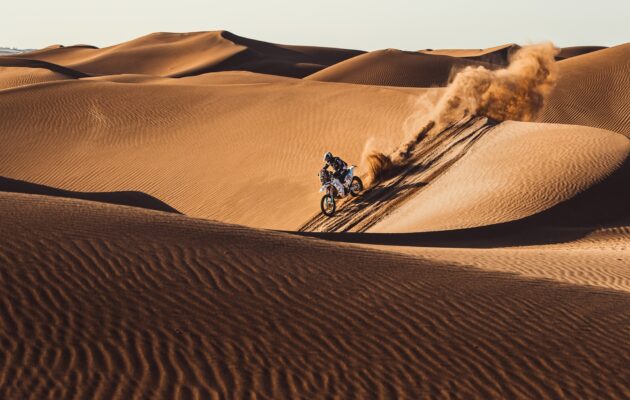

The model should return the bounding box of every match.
[364,43,559,185]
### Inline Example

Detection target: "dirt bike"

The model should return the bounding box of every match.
[319,166,363,217]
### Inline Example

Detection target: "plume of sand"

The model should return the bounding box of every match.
[434,42,558,126]
[364,43,558,186]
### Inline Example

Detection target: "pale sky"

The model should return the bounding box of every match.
[4,0,629,50]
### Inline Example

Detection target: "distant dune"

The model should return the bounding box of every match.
[306,49,495,87]
[538,43,630,136]
[555,45,607,60]
[1,31,629,400]
[11,31,363,78]
[418,43,519,65]
[419,44,605,65]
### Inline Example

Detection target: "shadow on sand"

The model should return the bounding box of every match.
[0,176,181,214]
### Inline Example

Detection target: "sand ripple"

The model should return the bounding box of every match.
[1,193,629,399]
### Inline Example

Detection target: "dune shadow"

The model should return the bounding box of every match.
[294,222,594,249]
[0,176,181,214]
[0,58,90,79]
[172,31,364,79]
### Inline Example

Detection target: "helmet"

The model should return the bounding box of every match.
[323,151,333,163]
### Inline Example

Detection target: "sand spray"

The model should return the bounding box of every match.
[363,43,559,185]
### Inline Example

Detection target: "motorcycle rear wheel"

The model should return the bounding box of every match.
[350,177,363,197]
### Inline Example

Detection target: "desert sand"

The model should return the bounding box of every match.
[1,31,629,399]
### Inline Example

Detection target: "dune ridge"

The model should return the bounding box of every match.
[11,31,363,78]
[0,57,89,78]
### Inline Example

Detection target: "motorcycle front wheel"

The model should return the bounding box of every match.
[321,194,336,217]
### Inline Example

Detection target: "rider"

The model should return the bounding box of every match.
[322,152,349,196]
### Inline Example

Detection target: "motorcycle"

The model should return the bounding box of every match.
[319,166,364,217]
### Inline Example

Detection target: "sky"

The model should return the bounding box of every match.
[4,0,629,50]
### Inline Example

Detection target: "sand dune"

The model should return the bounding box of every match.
[370,121,629,232]
[555,45,607,60]
[419,43,518,65]
[301,118,629,234]
[1,192,629,399]
[13,31,247,77]
[306,49,494,87]
[12,31,363,78]
[0,75,421,229]
[418,44,603,65]
[219,31,364,77]
[538,43,630,136]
